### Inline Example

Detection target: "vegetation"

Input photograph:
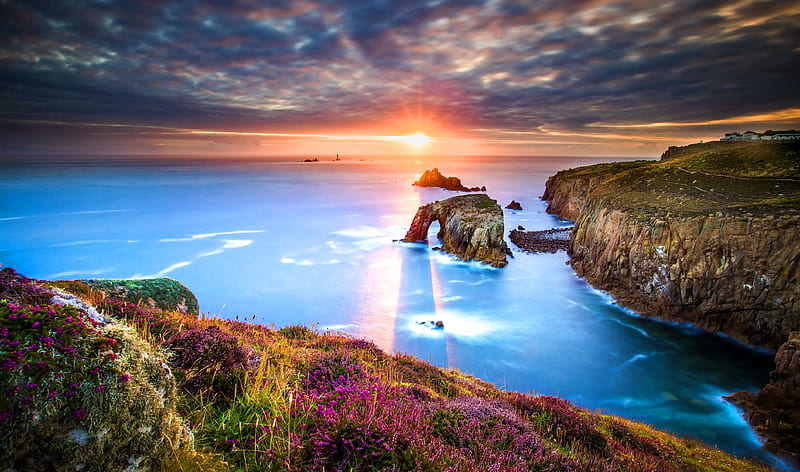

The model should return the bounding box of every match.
[551,141,800,219]
[2,268,777,471]
[85,277,200,315]
[472,194,500,209]
[0,268,188,471]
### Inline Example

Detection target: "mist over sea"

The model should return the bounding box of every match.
[0,154,789,469]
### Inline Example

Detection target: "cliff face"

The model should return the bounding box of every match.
[569,203,800,349]
[402,194,510,267]
[543,141,800,350]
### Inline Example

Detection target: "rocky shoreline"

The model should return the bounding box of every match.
[509,227,571,254]
[541,140,800,467]
[726,332,800,467]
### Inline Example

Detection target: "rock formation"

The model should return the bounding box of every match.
[727,332,800,467]
[543,140,800,466]
[543,141,800,350]
[85,277,199,315]
[413,168,486,192]
[506,200,523,210]
[401,194,510,267]
[509,227,571,254]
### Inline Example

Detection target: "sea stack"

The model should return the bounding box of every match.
[413,168,486,192]
[402,194,510,267]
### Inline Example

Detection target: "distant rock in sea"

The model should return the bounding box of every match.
[506,200,523,210]
[401,193,510,267]
[413,168,486,192]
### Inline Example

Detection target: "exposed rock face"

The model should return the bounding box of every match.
[543,144,800,351]
[401,194,510,267]
[567,204,800,350]
[727,332,800,467]
[506,200,523,210]
[413,168,486,192]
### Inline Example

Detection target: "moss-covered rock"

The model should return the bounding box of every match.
[84,278,199,315]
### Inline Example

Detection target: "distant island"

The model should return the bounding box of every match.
[413,168,486,192]
[542,139,800,465]
[0,268,778,472]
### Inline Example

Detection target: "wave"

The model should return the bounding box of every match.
[161,229,263,242]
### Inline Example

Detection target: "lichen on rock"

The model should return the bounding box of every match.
[401,194,510,267]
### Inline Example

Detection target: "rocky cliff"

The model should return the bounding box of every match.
[727,331,800,467]
[402,194,510,267]
[543,141,800,350]
[543,141,800,463]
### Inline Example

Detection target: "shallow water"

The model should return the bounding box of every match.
[0,154,790,469]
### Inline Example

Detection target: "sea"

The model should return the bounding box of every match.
[0,154,792,470]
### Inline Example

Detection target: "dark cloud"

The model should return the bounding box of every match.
[1,0,798,154]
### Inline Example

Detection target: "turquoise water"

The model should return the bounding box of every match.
[0,155,789,469]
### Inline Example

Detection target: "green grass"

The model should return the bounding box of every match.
[85,278,199,315]
[552,141,800,219]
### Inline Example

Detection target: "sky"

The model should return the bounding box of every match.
[1,0,799,158]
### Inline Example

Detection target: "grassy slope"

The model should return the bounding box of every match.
[20,277,773,472]
[554,141,800,219]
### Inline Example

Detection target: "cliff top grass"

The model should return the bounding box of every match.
[553,141,800,219]
[0,271,778,471]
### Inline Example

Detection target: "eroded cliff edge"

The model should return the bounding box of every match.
[402,193,510,267]
[727,331,800,466]
[543,141,800,350]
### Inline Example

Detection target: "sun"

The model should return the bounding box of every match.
[394,132,431,147]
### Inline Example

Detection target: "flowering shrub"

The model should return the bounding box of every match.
[300,378,434,471]
[0,268,51,305]
[4,269,773,472]
[165,325,259,400]
[508,393,608,453]
[0,269,188,471]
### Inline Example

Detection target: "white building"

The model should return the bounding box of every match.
[721,130,800,141]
